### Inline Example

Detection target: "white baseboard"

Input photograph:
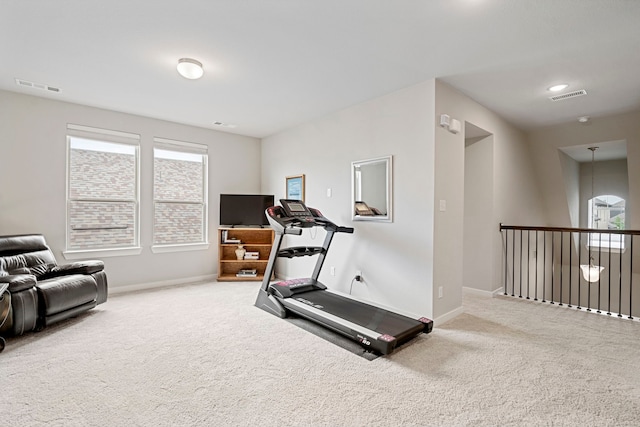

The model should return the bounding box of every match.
[429,287,504,326]
[492,287,505,297]
[463,286,504,298]
[433,305,465,326]
[108,274,217,295]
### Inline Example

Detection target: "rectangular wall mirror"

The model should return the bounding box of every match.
[351,155,393,222]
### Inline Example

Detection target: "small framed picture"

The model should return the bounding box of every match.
[286,174,305,201]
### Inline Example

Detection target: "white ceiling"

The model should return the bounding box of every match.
[2,1,639,139]
[559,140,628,163]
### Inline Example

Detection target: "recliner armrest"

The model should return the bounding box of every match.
[0,274,37,292]
[42,260,105,278]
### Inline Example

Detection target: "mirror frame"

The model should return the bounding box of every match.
[351,155,393,222]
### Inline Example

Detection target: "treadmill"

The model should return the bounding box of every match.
[254,199,433,355]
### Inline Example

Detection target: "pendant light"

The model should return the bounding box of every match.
[580,146,604,283]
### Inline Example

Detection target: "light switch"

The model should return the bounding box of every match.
[327,188,332,197]
[449,119,461,134]
[439,200,446,212]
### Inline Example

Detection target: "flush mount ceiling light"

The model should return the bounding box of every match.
[548,84,569,92]
[177,58,204,80]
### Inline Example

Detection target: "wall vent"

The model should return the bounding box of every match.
[15,78,61,93]
[549,89,587,101]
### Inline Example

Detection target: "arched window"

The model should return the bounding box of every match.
[588,194,625,249]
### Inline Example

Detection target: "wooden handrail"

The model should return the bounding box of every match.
[499,223,640,235]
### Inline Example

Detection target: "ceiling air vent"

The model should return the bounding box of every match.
[212,121,237,129]
[549,89,587,101]
[15,78,61,93]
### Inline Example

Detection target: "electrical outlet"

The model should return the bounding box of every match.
[438,286,443,298]
[356,270,362,278]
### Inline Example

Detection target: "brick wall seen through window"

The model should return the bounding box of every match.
[67,137,138,250]
[153,148,207,245]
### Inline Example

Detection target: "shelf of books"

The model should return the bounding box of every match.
[217,227,275,281]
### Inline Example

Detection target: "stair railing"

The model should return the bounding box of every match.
[500,224,640,319]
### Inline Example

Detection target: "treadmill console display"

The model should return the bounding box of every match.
[287,203,305,213]
[280,199,313,218]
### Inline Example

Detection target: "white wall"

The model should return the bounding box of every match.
[464,135,494,293]
[0,75,563,317]
[528,111,640,230]
[261,80,436,318]
[0,90,262,291]
[559,151,580,228]
[435,81,546,306]
[261,78,547,320]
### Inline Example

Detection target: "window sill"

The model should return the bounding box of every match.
[63,246,143,260]
[151,242,209,253]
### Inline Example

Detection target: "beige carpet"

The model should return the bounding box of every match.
[2,281,640,426]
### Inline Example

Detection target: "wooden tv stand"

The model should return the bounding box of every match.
[217,227,275,281]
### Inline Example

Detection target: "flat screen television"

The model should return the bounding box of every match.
[219,194,275,227]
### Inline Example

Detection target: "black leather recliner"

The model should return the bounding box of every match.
[0,234,107,337]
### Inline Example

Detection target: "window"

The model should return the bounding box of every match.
[66,125,140,254]
[153,138,208,248]
[588,194,625,249]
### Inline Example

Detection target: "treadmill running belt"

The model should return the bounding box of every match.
[291,290,424,339]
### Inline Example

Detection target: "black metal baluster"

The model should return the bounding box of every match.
[511,229,515,297]
[618,234,623,318]
[629,236,634,320]
[577,232,582,310]
[607,233,612,315]
[597,233,602,313]
[519,230,523,298]
[587,233,593,311]
[542,231,547,303]
[504,228,508,296]
[568,231,573,308]
[550,231,555,304]
[559,232,564,306]
[535,230,540,301]
[527,230,531,299]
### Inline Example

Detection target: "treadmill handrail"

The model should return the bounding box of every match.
[284,227,302,235]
